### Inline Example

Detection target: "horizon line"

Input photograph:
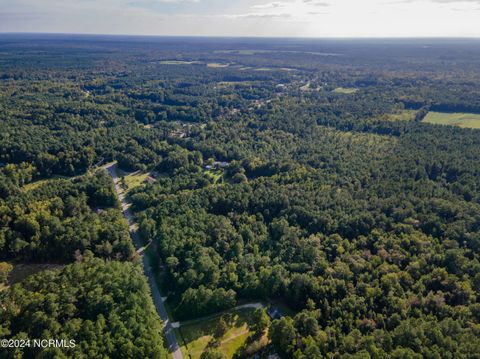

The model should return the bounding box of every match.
[1,31,480,41]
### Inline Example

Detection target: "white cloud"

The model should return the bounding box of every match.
[233,0,332,22]
[252,0,331,10]
[252,2,285,9]
[222,12,292,19]
[302,0,331,6]
[0,0,479,37]
[428,0,480,2]
[129,0,199,5]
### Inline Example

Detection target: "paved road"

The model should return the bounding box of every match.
[106,163,183,359]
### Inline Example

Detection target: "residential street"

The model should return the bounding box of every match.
[106,163,183,359]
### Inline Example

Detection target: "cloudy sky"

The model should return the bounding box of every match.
[1,0,479,37]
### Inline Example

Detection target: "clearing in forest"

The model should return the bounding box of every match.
[383,110,417,122]
[2,263,64,291]
[333,87,358,94]
[176,309,265,359]
[116,169,153,192]
[422,111,480,129]
[159,60,200,65]
[207,63,230,68]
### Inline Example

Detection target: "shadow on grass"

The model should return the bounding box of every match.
[180,310,254,343]
[177,309,256,358]
[9,263,64,285]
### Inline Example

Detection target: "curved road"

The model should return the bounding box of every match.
[106,163,183,359]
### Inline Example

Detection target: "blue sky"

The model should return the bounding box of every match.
[1,0,480,37]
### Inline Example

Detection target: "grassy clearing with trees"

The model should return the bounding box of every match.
[116,169,152,193]
[382,109,417,122]
[423,111,480,128]
[176,309,268,359]
[333,87,358,94]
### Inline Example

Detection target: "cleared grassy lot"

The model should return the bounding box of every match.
[423,111,480,129]
[22,176,69,192]
[116,169,152,192]
[207,63,229,68]
[383,110,417,122]
[176,309,262,359]
[204,169,223,185]
[22,178,53,192]
[214,49,269,55]
[333,87,358,94]
[216,81,256,87]
[159,60,200,65]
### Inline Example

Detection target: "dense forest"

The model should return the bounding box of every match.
[0,258,165,358]
[1,35,480,358]
[0,169,134,262]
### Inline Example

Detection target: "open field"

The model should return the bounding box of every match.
[383,110,417,122]
[116,169,152,192]
[423,111,480,129]
[254,67,296,72]
[204,169,223,184]
[214,49,340,57]
[333,87,358,94]
[159,60,201,65]
[22,178,54,192]
[176,309,260,359]
[22,176,69,192]
[159,61,231,68]
[217,81,255,87]
[214,49,270,55]
[207,63,229,68]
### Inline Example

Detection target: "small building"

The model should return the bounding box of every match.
[143,176,156,184]
[267,306,283,320]
[204,161,229,170]
[169,130,186,138]
[213,161,229,168]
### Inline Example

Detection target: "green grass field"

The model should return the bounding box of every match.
[422,111,480,129]
[22,178,52,192]
[22,176,70,192]
[333,87,358,94]
[383,110,417,122]
[217,81,256,87]
[116,169,151,192]
[214,49,268,55]
[159,60,200,65]
[253,67,295,72]
[176,309,260,359]
[204,169,223,184]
